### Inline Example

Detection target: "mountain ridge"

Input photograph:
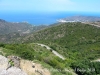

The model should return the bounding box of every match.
[0,19,48,35]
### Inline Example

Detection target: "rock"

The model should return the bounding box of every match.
[7,56,20,68]
[0,67,27,75]
[0,55,27,75]
[0,55,8,69]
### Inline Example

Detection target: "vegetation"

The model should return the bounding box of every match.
[0,22,100,75]
[0,43,73,75]
[24,22,100,59]
[23,22,100,75]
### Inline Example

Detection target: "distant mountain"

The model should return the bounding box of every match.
[0,19,48,43]
[57,15,100,23]
[0,19,48,35]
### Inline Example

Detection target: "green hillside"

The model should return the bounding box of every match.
[24,22,100,59]
[0,22,100,75]
[0,43,75,75]
[23,22,100,75]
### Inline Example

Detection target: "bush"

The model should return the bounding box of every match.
[50,46,56,50]
[70,60,100,75]
[0,43,5,47]
[20,50,34,60]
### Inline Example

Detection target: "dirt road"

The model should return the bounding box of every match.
[37,43,65,60]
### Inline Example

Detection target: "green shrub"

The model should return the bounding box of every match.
[0,43,5,47]
[20,50,34,60]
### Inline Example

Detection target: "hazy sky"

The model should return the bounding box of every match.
[0,0,100,13]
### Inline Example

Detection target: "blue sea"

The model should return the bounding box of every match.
[0,12,100,25]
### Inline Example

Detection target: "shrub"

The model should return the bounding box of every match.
[20,50,34,60]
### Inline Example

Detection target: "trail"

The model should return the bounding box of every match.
[37,43,65,60]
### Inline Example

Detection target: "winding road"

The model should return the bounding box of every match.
[37,43,65,60]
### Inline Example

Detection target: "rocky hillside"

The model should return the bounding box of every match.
[0,54,51,75]
[0,55,27,75]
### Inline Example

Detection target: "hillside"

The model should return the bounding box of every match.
[0,19,48,43]
[0,22,100,75]
[23,22,100,60]
[0,43,76,75]
[0,19,48,35]
[22,22,100,75]
[57,16,100,22]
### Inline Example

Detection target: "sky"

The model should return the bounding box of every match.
[0,0,100,13]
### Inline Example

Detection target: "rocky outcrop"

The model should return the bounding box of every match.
[0,55,51,75]
[0,67,27,75]
[0,55,8,69]
[7,56,20,68]
[0,55,27,75]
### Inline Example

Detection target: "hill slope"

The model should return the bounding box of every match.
[0,43,76,75]
[23,22,100,75]
[0,19,48,43]
[0,19,48,35]
[0,22,100,75]
[23,22,100,60]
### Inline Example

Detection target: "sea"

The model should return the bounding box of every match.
[0,11,100,25]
